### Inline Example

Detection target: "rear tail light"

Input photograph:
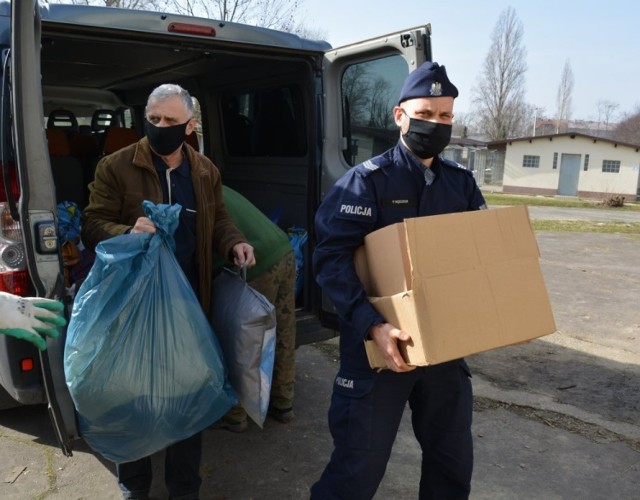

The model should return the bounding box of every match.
[0,162,29,296]
[20,357,35,372]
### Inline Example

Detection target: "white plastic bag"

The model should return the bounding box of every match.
[210,268,276,427]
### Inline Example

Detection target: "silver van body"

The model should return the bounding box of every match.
[0,0,430,454]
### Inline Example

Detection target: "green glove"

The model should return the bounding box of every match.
[0,292,66,351]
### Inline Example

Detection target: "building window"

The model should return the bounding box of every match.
[602,160,620,173]
[584,154,589,171]
[552,152,558,169]
[522,155,540,168]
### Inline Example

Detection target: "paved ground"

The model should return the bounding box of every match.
[1,206,639,499]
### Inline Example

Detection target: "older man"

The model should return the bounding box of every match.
[83,83,254,500]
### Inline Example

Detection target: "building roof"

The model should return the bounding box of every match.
[487,132,640,151]
[449,136,487,148]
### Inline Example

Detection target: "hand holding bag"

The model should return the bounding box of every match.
[64,201,236,463]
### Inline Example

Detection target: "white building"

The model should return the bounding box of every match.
[502,133,640,201]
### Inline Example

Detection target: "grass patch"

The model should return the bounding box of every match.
[483,192,640,211]
[532,220,640,234]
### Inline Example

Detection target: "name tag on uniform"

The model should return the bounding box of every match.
[382,198,417,208]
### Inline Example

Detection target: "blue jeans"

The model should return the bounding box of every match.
[116,431,202,499]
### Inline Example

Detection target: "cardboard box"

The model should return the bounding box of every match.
[355,206,556,368]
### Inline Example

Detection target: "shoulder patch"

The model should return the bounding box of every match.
[362,159,378,171]
[334,196,376,222]
[448,160,470,171]
[441,159,474,177]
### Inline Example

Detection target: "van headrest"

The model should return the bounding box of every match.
[91,109,115,132]
[47,109,79,133]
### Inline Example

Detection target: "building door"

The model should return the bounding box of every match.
[558,154,581,196]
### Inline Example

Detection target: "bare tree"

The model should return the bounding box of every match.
[596,99,619,137]
[555,59,574,133]
[62,0,319,36]
[251,0,300,31]
[367,77,393,129]
[471,7,528,140]
[341,64,370,127]
[612,106,640,145]
[62,0,162,8]
[451,112,474,138]
[163,0,309,34]
[164,0,250,21]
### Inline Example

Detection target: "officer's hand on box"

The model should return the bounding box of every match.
[369,322,416,373]
[0,291,66,351]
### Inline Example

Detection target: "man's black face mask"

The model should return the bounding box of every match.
[144,119,188,156]
[401,112,452,160]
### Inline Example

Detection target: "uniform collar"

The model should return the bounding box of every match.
[394,140,441,182]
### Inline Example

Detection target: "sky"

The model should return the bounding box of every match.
[299,0,640,123]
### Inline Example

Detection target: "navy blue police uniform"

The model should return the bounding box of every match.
[311,140,486,500]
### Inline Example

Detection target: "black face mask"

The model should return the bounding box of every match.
[401,116,452,160]
[144,119,188,156]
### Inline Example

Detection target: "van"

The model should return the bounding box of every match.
[0,0,431,455]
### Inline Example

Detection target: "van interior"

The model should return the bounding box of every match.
[38,16,329,344]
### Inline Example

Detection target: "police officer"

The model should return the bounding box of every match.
[311,62,486,499]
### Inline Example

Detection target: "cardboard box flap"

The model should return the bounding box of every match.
[365,291,429,367]
[362,222,412,296]
[470,205,539,264]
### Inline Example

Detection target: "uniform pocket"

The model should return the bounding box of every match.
[328,373,377,448]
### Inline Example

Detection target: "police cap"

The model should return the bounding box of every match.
[398,61,459,104]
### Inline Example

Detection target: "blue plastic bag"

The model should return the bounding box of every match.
[287,226,308,298]
[64,201,236,463]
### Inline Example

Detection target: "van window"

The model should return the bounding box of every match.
[341,55,408,166]
[221,85,306,157]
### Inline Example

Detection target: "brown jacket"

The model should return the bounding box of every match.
[82,137,246,314]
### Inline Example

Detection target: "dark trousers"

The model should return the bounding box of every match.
[310,361,473,500]
[116,431,202,500]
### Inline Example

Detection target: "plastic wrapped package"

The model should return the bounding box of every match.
[210,268,276,427]
[64,201,236,463]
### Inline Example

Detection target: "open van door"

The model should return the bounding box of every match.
[9,0,78,456]
[318,25,432,329]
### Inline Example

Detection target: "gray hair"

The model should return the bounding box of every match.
[146,84,194,117]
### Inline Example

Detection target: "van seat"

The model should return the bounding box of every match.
[46,128,72,156]
[70,133,99,159]
[69,133,101,206]
[46,129,86,207]
[102,127,140,155]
